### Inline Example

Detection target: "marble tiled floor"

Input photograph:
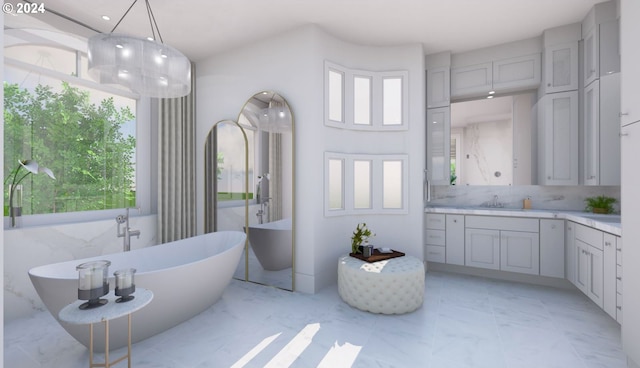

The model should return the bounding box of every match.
[5,271,627,368]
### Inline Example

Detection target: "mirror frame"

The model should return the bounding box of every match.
[205,119,249,280]
[204,91,295,291]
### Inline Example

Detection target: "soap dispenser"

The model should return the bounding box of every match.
[523,196,532,209]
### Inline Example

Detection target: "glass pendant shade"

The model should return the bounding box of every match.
[88,33,191,98]
[258,100,292,133]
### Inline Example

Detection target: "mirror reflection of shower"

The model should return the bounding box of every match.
[256,173,270,224]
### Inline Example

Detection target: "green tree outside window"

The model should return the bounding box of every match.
[4,81,136,215]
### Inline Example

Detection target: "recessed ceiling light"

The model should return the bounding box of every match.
[101,15,110,21]
[147,37,154,41]
[115,44,124,49]
[487,95,494,99]
[488,90,495,95]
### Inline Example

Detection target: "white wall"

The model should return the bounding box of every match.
[196,25,425,293]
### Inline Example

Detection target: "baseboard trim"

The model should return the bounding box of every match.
[427,262,575,290]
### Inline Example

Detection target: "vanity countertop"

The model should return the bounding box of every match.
[425,206,621,236]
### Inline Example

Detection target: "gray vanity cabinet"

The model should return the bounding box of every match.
[574,224,604,308]
[445,215,464,265]
[424,213,464,266]
[540,219,565,278]
[565,221,577,284]
[500,230,540,275]
[464,216,539,275]
[465,228,500,270]
[603,232,618,320]
[425,214,446,263]
[567,221,621,323]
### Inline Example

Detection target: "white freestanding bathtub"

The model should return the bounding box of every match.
[28,231,245,352]
[247,218,292,271]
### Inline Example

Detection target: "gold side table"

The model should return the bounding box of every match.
[59,288,153,368]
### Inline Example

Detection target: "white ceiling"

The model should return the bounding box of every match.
[6,0,608,62]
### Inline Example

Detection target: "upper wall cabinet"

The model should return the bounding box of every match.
[537,90,579,185]
[583,19,620,88]
[426,107,451,186]
[492,54,541,92]
[426,66,450,108]
[450,54,540,99]
[621,0,640,126]
[451,62,492,98]
[543,42,579,93]
[583,26,600,86]
[598,20,620,77]
[584,74,621,186]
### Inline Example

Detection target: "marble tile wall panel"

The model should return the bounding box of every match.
[3,215,157,322]
[429,185,621,212]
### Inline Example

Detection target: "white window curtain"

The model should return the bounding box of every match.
[269,132,283,221]
[157,63,196,243]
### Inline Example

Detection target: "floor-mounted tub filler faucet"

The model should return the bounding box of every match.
[256,173,271,224]
[116,208,140,252]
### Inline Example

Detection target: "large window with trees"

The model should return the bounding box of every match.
[4,30,139,219]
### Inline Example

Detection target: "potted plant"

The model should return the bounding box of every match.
[584,195,617,214]
[351,223,374,254]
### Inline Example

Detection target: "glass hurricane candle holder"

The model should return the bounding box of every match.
[76,260,111,309]
[114,268,136,303]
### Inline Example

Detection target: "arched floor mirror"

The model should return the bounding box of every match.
[204,92,294,291]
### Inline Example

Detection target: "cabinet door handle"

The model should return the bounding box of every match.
[617,248,622,252]
[617,277,622,281]
[605,242,611,247]
[453,219,457,223]
[620,112,629,117]
[617,306,622,310]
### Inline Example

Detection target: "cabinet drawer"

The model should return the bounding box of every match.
[425,245,446,263]
[575,224,604,250]
[617,245,622,266]
[617,275,623,293]
[617,292,623,324]
[425,229,446,246]
[426,214,446,230]
[466,215,538,232]
[617,264,623,292]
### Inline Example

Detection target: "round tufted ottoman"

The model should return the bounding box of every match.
[338,254,425,314]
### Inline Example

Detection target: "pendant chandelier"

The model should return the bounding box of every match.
[87,0,191,98]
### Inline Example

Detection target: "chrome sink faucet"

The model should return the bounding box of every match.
[116,208,140,252]
[490,195,504,208]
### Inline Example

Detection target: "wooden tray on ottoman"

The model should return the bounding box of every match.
[349,249,405,263]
